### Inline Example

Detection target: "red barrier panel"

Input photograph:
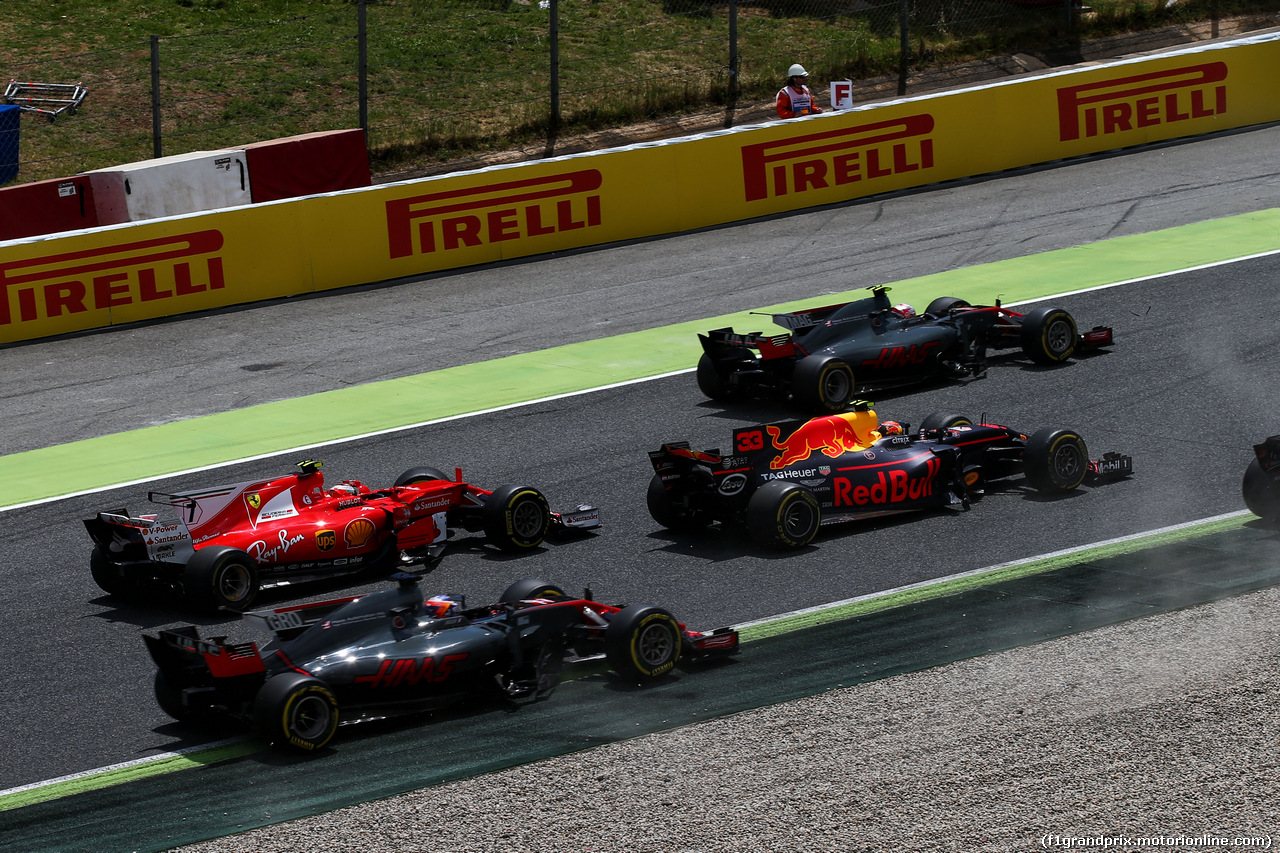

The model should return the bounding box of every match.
[0,175,101,240]
[243,129,371,203]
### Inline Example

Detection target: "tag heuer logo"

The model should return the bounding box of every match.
[315,529,336,551]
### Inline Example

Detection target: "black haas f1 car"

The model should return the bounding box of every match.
[697,285,1114,414]
[1244,436,1280,522]
[648,403,1131,549]
[85,460,600,613]
[144,575,740,751]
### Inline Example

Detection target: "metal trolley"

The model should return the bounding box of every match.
[4,81,88,121]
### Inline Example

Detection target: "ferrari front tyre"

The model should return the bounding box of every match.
[500,578,568,603]
[1024,428,1089,493]
[792,356,855,414]
[394,466,449,486]
[646,473,711,532]
[90,546,134,597]
[920,412,973,433]
[182,546,258,613]
[925,296,970,317]
[746,481,821,549]
[1020,305,1078,364]
[253,672,339,752]
[605,605,682,682]
[483,485,551,551]
[1243,459,1280,522]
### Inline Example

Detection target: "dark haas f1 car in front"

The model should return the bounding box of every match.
[648,404,1132,549]
[1244,436,1280,522]
[144,574,740,751]
[697,285,1114,414]
[85,460,600,613]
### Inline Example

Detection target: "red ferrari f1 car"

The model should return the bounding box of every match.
[144,574,740,751]
[648,403,1131,549]
[85,460,600,612]
[1244,435,1280,522]
[697,286,1114,414]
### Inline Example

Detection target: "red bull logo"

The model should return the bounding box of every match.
[1057,62,1227,142]
[861,341,941,370]
[385,169,602,259]
[740,114,935,203]
[767,412,881,470]
[834,456,941,506]
[0,230,225,327]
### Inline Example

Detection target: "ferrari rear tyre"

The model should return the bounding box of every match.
[1024,428,1089,492]
[746,481,821,549]
[646,473,711,533]
[90,546,134,597]
[395,466,449,486]
[605,605,682,682]
[253,673,339,752]
[1020,305,1078,364]
[1243,459,1280,522]
[925,296,970,317]
[793,356,855,414]
[500,578,568,603]
[483,485,550,551]
[154,671,190,722]
[920,412,973,433]
[182,546,258,613]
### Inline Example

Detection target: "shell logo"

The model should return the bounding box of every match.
[344,518,376,548]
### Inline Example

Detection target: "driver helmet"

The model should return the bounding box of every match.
[890,302,916,319]
[879,420,904,436]
[424,594,462,617]
[330,482,359,497]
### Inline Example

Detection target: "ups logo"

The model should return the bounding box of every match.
[315,529,336,552]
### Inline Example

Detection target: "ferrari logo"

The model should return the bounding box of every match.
[247,493,261,510]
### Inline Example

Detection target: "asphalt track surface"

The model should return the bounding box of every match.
[1,119,1279,847]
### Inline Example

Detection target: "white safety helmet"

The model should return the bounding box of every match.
[788,63,809,78]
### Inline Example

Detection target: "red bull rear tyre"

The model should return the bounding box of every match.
[747,481,821,549]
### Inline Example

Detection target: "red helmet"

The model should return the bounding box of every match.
[880,420,904,436]
[891,303,916,318]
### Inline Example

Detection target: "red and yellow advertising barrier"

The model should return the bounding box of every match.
[3,32,1277,344]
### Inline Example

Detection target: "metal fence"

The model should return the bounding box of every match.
[0,0,1249,186]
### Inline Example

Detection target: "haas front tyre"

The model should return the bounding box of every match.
[606,605,683,682]
[1020,305,1078,364]
[746,481,821,549]
[182,546,258,613]
[1024,428,1089,493]
[792,356,855,414]
[483,485,551,551]
[253,672,340,751]
[1243,459,1280,522]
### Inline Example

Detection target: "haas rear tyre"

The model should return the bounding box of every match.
[154,671,190,722]
[182,546,258,613]
[1024,428,1089,493]
[696,350,752,401]
[647,473,712,532]
[483,485,551,551]
[1243,459,1280,522]
[395,466,449,486]
[253,672,340,752]
[606,605,683,682]
[920,412,973,433]
[1020,305,1078,364]
[792,356,855,414]
[746,481,821,549]
[500,578,568,603]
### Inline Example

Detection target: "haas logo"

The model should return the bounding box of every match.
[768,413,881,469]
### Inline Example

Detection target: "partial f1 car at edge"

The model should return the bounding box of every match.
[1244,435,1280,521]
[648,404,1132,550]
[697,285,1114,414]
[144,574,740,751]
[85,460,600,613]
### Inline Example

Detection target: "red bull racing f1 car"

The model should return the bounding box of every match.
[697,285,1114,413]
[85,460,600,612]
[648,404,1131,549]
[144,574,740,751]
[1244,435,1280,522]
